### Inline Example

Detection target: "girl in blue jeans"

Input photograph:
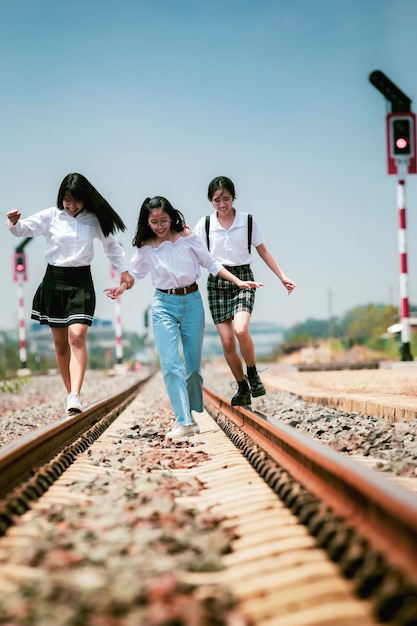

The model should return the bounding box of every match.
[104,196,262,439]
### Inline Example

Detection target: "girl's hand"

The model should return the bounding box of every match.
[239,280,264,289]
[181,225,192,237]
[120,271,134,289]
[103,283,127,299]
[7,209,21,225]
[282,277,297,295]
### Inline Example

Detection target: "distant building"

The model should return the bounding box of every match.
[8,319,284,363]
[28,319,118,357]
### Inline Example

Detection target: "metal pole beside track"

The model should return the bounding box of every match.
[115,296,123,364]
[17,277,27,368]
[397,177,413,360]
[110,262,124,366]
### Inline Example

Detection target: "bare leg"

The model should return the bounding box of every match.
[68,324,89,394]
[233,311,256,367]
[51,327,71,393]
[233,311,265,397]
[216,319,246,381]
[51,324,88,395]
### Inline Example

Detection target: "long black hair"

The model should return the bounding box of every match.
[57,173,126,237]
[132,196,185,248]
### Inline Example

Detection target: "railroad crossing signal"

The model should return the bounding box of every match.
[369,71,416,360]
[368,70,417,175]
[13,252,27,282]
[386,112,417,175]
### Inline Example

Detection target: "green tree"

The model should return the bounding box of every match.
[342,304,397,345]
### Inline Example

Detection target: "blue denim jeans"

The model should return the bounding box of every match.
[152,289,205,425]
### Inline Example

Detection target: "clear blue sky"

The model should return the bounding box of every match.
[2,0,417,334]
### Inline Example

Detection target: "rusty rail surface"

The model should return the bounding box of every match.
[202,385,417,590]
[0,373,154,508]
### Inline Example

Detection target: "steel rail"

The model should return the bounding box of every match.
[0,374,153,501]
[202,384,417,586]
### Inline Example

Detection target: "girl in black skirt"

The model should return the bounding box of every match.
[6,173,133,415]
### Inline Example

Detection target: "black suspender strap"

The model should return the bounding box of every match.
[247,214,252,253]
[205,214,252,253]
[205,215,211,251]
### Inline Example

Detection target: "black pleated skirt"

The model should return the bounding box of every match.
[31,265,96,327]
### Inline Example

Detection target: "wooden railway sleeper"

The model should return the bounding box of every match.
[0,406,127,537]
[221,412,417,626]
[209,408,417,626]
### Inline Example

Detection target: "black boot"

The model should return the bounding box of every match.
[247,364,266,397]
[231,378,251,406]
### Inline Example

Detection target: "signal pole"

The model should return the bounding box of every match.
[12,241,31,372]
[369,70,417,361]
[114,297,123,364]
[397,177,412,360]
[110,263,123,365]
[16,276,27,368]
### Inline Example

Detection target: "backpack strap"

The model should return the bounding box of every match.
[205,215,210,250]
[247,214,252,253]
[206,213,252,253]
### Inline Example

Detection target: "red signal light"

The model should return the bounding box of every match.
[13,252,27,282]
[396,137,409,150]
[392,118,412,156]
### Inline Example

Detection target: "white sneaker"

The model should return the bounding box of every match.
[66,393,82,414]
[190,418,200,434]
[165,423,195,439]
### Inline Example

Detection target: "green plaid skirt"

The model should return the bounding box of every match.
[207,265,255,325]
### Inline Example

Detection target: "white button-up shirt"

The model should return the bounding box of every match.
[128,232,223,289]
[194,209,264,266]
[8,207,129,273]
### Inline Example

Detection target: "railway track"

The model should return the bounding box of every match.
[0,371,416,624]
[0,374,153,529]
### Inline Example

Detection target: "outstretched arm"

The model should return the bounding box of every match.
[218,267,263,290]
[256,243,296,294]
[104,282,129,299]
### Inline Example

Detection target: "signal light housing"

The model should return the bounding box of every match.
[13,252,27,282]
[386,112,417,175]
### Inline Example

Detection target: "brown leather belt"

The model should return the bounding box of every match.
[157,282,198,295]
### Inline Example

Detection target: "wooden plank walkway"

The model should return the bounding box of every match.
[262,362,417,421]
